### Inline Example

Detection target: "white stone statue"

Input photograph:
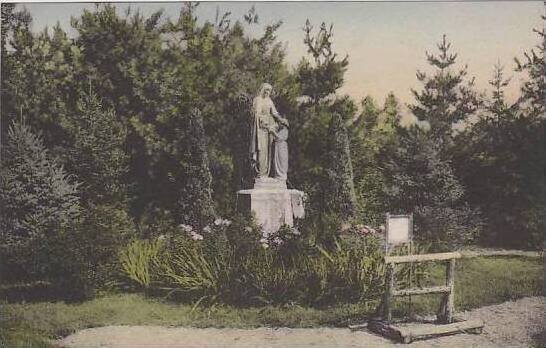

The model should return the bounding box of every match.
[272,117,289,181]
[250,83,282,179]
[238,82,303,235]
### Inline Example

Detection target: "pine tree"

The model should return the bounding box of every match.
[0,121,81,243]
[2,19,78,155]
[380,92,401,130]
[515,14,545,118]
[410,35,479,149]
[384,125,481,249]
[65,91,129,206]
[326,112,357,219]
[456,41,545,249]
[297,20,349,104]
[0,121,81,281]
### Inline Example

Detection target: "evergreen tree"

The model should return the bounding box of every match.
[177,108,216,227]
[455,33,545,249]
[65,91,129,206]
[515,15,545,118]
[350,93,402,225]
[384,125,481,249]
[297,20,349,104]
[325,112,357,219]
[380,92,402,130]
[410,35,479,150]
[0,121,81,282]
[2,21,79,154]
[62,91,135,291]
[290,20,355,219]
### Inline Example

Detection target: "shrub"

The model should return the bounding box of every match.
[120,215,388,307]
[75,204,136,294]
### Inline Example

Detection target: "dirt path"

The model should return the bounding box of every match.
[59,296,544,348]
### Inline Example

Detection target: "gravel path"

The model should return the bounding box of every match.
[59,296,544,348]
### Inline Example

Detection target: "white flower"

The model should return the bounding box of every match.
[190,232,204,241]
[273,237,282,245]
[244,226,253,233]
[214,218,232,227]
[157,234,166,241]
[259,237,268,244]
[261,242,269,249]
[202,225,212,234]
[179,224,193,233]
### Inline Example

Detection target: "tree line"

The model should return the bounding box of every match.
[0,4,543,297]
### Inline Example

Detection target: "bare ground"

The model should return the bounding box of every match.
[59,296,544,348]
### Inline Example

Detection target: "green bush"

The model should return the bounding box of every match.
[120,216,387,307]
[74,204,136,294]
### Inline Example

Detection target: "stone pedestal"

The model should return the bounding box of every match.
[237,178,305,236]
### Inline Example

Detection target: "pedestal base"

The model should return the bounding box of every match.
[237,183,305,236]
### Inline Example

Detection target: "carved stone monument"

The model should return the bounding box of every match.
[237,83,305,236]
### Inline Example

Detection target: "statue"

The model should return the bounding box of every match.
[238,82,303,236]
[272,116,289,181]
[250,83,283,179]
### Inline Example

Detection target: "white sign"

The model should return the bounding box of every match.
[386,215,412,246]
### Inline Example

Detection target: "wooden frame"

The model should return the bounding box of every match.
[383,252,460,323]
[365,251,484,343]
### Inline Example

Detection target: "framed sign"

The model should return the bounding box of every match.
[385,213,413,250]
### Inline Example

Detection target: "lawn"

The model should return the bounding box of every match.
[1,256,543,348]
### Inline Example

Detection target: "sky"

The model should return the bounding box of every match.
[16,1,545,116]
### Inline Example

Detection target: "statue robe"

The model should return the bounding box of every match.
[250,96,279,178]
[273,125,289,180]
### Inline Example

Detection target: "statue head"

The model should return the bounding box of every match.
[258,83,273,98]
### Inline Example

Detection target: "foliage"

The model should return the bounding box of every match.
[409,35,480,149]
[289,21,356,221]
[515,15,546,118]
[0,121,81,283]
[119,239,164,289]
[2,18,79,153]
[242,220,385,306]
[74,204,136,293]
[176,109,216,227]
[383,125,482,249]
[120,217,385,307]
[64,91,129,206]
[350,94,401,225]
[324,112,358,219]
[297,20,349,103]
[454,63,545,249]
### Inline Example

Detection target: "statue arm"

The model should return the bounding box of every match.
[271,102,280,117]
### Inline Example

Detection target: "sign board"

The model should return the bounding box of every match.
[386,214,413,248]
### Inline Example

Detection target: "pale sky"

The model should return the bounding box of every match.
[16,1,545,112]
